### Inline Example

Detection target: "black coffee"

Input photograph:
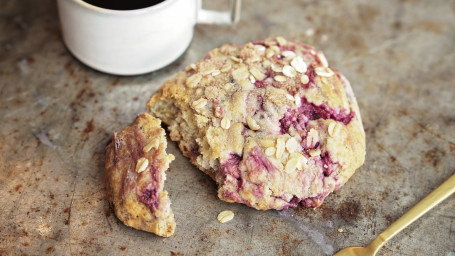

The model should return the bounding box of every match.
[83,0,165,10]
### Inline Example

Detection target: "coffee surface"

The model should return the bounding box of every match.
[83,0,165,10]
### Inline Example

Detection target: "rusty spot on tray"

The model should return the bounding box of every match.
[14,184,23,192]
[82,119,95,135]
[170,252,184,256]
[450,143,455,156]
[198,178,206,184]
[280,234,290,255]
[49,193,54,200]
[280,233,303,256]
[392,20,402,30]
[119,246,126,251]
[265,219,279,233]
[34,136,41,148]
[321,201,361,221]
[63,207,70,214]
[84,77,93,86]
[112,77,120,86]
[76,88,86,99]
[12,97,24,105]
[21,228,29,237]
[397,108,409,116]
[292,205,314,219]
[45,246,55,254]
[414,122,439,139]
[362,203,377,219]
[389,156,396,164]
[380,191,389,200]
[64,61,74,77]
[423,147,446,167]
[22,242,30,246]
[384,214,393,224]
[442,115,455,126]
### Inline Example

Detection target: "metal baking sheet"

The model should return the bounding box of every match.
[0,0,454,255]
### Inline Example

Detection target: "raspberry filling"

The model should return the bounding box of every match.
[218,154,245,203]
[254,72,274,88]
[279,97,354,134]
[321,152,337,177]
[247,147,276,173]
[138,163,162,211]
[218,148,278,206]
[220,153,242,181]
[214,94,351,209]
[287,152,339,208]
[216,146,341,209]
[302,65,317,89]
[140,187,159,209]
[280,45,296,52]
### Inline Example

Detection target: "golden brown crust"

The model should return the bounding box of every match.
[105,113,175,237]
[147,37,366,210]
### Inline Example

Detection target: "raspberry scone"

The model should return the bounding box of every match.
[105,113,176,236]
[147,37,366,210]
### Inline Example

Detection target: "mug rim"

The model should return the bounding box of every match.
[72,0,177,15]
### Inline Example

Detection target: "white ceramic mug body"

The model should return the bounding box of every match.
[57,0,196,75]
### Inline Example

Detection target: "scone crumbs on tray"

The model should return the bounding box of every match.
[217,210,234,223]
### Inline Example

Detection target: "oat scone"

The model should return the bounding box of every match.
[147,37,366,210]
[105,113,175,236]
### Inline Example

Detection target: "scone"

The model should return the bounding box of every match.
[105,113,176,236]
[147,37,365,210]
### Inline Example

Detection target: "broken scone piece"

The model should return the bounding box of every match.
[105,113,175,237]
[147,37,366,210]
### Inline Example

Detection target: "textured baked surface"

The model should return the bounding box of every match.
[105,113,175,236]
[147,37,366,210]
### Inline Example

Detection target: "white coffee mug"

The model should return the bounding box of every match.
[57,0,241,75]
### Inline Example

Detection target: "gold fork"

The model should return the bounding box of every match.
[334,173,455,256]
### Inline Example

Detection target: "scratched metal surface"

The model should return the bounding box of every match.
[1,0,454,255]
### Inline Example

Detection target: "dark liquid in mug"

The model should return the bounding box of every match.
[83,0,165,10]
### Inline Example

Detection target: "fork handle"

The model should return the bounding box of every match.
[367,173,455,254]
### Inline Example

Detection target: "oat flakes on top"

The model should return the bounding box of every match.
[147,37,366,210]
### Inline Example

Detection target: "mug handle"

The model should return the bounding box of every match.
[197,0,241,25]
